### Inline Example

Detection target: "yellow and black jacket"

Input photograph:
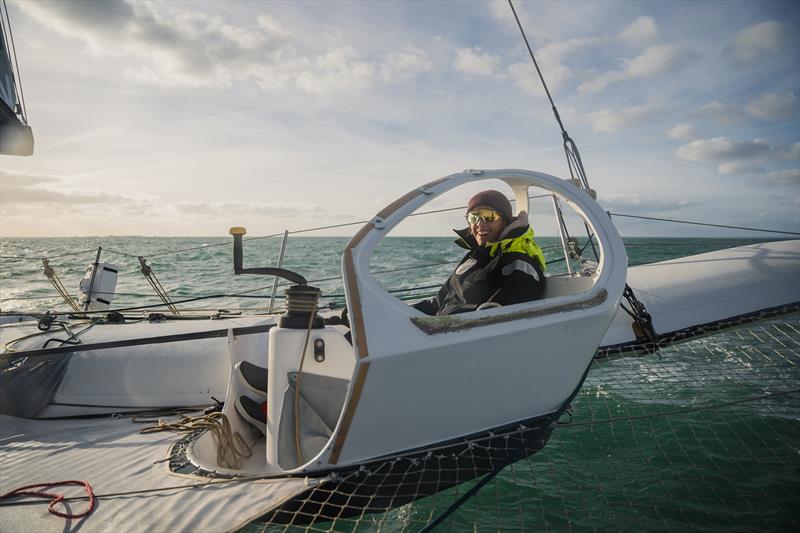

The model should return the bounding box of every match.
[415,214,546,316]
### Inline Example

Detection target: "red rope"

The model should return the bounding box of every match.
[0,480,95,519]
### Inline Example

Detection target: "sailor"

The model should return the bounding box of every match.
[414,190,546,316]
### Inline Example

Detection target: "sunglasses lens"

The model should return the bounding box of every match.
[467,210,499,224]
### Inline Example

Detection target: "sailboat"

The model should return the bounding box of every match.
[1,3,798,532]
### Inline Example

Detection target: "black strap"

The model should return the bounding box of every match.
[2,324,273,358]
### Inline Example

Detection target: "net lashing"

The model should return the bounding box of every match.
[245,311,799,532]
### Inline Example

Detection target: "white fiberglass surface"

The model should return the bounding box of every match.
[360,171,614,332]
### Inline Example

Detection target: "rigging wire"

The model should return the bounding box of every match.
[507,0,599,264]
[610,213,800,236]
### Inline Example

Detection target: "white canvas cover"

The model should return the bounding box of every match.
[0,415,312,532]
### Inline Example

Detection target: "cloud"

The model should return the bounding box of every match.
[754,169,800,187]
[619,16,659,47]
[173,201,318,218]
[600,194,699,213]
[579,44,700,93]
[667,123,695,140]
[745,92,797,120]
[585,103,660,133]
[717,161,765,176]
[675,137,798,174]
[1,172,60,187]
[724,21,789,64]
[18,0,432,94]
[505,36,600,96]
[695,100,744,124]
[454,47,498,76]
[676,137,772,161]
[0,171,140,205]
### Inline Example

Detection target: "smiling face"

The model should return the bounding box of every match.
[468,209,507,246]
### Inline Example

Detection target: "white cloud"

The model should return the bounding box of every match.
[695,101,744,125]
[579,44,700,93]
[585,104,660,133]
[538,36,601,64]
[454,47,498,76]
[379,49,434,83]
[676,137,798,175]
[600,193,698,213]
[0,171,143,205]
[790,143,800,160]
[717,161,764,175]
[745,92,797,120]
[676,137,772,161]
[619,16,659,47]
[505,36,598,96]
[18,0,432,95]
[667,123,695,140]
[725,21,789,64]
[754,169,800,187]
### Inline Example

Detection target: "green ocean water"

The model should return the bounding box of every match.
[1,236,798,531]
[0,235,781,314]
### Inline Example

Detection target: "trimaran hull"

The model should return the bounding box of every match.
[2,240,798,420]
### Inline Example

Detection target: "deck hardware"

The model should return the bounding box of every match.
[313,338,325,362]
[371,216,386,229]
[419,186,434,194]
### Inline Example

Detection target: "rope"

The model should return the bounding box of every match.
[2,320,95,353]
[609,213,800,236]
[42,259,81,311]
[293,290,320,465]
[420,466,506,532]
[0,480,95,519]
[0,248,97,261]
[102,248,140,258]
[138,257,179,315]
[139,412,252,470]
[507,0,564,134]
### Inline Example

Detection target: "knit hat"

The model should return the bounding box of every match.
[466,190,513,222]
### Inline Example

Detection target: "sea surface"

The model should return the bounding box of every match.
[1,236,798,531]
[0,235,782,315]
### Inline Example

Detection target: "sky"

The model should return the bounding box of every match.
[0,0,798,238]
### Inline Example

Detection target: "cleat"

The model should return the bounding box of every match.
[235,360,268,398]
[235,395,266,435]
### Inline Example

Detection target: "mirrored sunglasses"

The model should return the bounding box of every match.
[466,209,502,224]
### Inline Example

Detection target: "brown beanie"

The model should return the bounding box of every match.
[466,190,513,222]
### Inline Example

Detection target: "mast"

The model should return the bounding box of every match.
[0,0,33,156]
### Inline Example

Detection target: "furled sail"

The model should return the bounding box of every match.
[0,5,32,156]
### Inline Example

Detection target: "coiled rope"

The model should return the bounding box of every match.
[0,480,95,519]
[139,412,252,470]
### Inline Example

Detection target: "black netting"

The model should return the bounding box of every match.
[246,311,800,532]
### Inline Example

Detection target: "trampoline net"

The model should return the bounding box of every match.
[248,311,800,532]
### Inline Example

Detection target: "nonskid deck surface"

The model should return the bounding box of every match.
[0,414,309,533]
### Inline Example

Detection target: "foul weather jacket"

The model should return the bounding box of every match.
[415,215,546,316]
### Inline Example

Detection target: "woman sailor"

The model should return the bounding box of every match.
[415,190,546,316]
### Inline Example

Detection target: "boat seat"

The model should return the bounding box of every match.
[542,275,596,299]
